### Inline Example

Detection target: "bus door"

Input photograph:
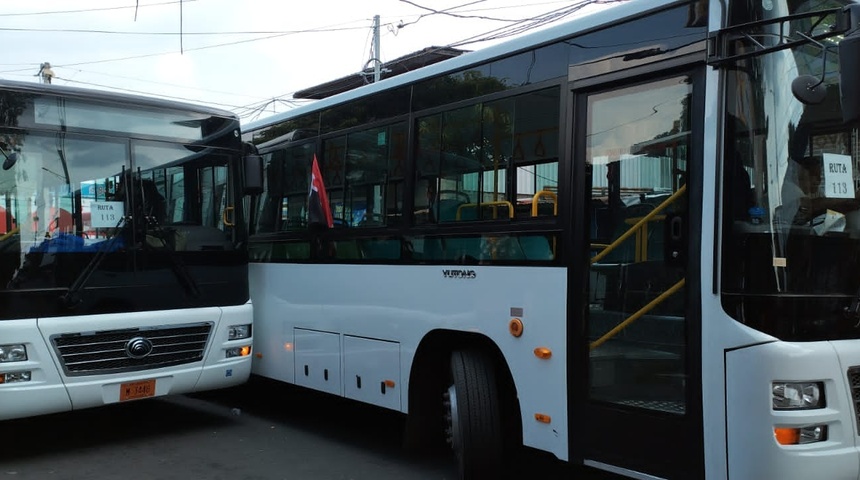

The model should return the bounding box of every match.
[572,72,703,479]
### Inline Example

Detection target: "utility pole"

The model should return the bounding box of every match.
[371,15,381,83]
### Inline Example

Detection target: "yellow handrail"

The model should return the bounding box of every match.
[531,190,558,216]
[624,214,665,262]
[0,226,19,242]
[590,185,686,264]
[589,277,686,350]
[222,206,235,227]
[456,201,514,220]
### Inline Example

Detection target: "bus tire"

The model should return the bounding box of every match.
[444,349,503,480]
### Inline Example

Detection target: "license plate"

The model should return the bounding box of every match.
[119,379,156,402]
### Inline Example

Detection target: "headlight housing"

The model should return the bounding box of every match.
[0,344,27,363]
[772,382,824,410]
[226,346,252,358]
[227,324,252,340]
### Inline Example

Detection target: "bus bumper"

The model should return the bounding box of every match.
[726,341,860,480]
[0,305,252,421]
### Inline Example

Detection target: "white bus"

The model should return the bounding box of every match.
[0,79,261,421]
[243,1,860,478]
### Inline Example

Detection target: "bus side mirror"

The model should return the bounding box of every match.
[1,151,18,171]
[839,6,860,123]
[243,154,264,196]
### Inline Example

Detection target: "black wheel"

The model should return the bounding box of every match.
[444,349,503,480]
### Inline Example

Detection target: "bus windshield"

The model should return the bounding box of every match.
[0,88,247,318]
[721,0,860,341]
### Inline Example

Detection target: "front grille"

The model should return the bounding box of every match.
[52,322,212,376]
[847,366,860,433]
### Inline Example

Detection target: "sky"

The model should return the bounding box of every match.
[0,0,622,123]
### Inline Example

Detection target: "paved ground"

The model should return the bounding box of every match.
[0,377,620,480]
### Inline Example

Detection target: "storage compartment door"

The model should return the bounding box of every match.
[343,336,400,411]
[294,328,342,396]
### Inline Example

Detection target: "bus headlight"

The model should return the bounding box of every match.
[226,346,251,358]
[775,425,828,445]
[227,325,252,340]
[772,382,824,409]
[0,371,31,384]
[0,344,27,363]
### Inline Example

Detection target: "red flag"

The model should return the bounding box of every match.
[308,155,333,228]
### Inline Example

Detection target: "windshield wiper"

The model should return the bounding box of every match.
[133,170,201,299]
[61,169,200,309]
[141,216,201,299]
[60,216,126,308]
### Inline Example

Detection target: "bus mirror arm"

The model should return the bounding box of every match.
[791,32,828,106]
[839,5,860,124]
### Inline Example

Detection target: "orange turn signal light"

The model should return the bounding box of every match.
[534,347,552,359]
[534,413,552,423]
[774,427,800,445]
[384,379,396,388]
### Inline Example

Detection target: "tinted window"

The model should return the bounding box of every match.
[250,113,320,146]
[320,87,410,134]
[568,3,707,79]
[415,87,560,224]
[322,122,407,227]
[254,142,314,233]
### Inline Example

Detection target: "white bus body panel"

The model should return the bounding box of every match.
[0,303,253,421]
[294,328,342,396]
[0,319,72,419]
[249,262,570,460]
[343,336,401,411]
[726,341,860,479]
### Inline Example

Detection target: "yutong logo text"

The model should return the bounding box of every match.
[442,269,477,279]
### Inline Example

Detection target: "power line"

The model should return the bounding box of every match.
[399,0,523,23]
[0,1,197,17]
[447,0,627,47]
[1,0,621,119]
[0,25,369,36]
[59,67,270,102]
[57,77,252,111]
[21,67,312,118]
[0,26,357,75]
[238,0,622,104]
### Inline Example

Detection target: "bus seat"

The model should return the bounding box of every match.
[335,240,363,260]
[519,235,553,260]
[457,204,479,221]
[437,199,463,222]
[361,238,400,260]
[418,237,444,261]
[445,237,481,262]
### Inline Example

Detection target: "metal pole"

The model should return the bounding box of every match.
[373,15,381,83]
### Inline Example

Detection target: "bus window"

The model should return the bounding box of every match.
[415,88,560,223]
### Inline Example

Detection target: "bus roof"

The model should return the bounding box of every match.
[0,78,238,120]
[243,0,680,132]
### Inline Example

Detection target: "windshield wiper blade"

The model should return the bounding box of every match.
[62,166,132,309]
[61,216,126,309]
[133,171,200,298]
[143,217,201,299]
